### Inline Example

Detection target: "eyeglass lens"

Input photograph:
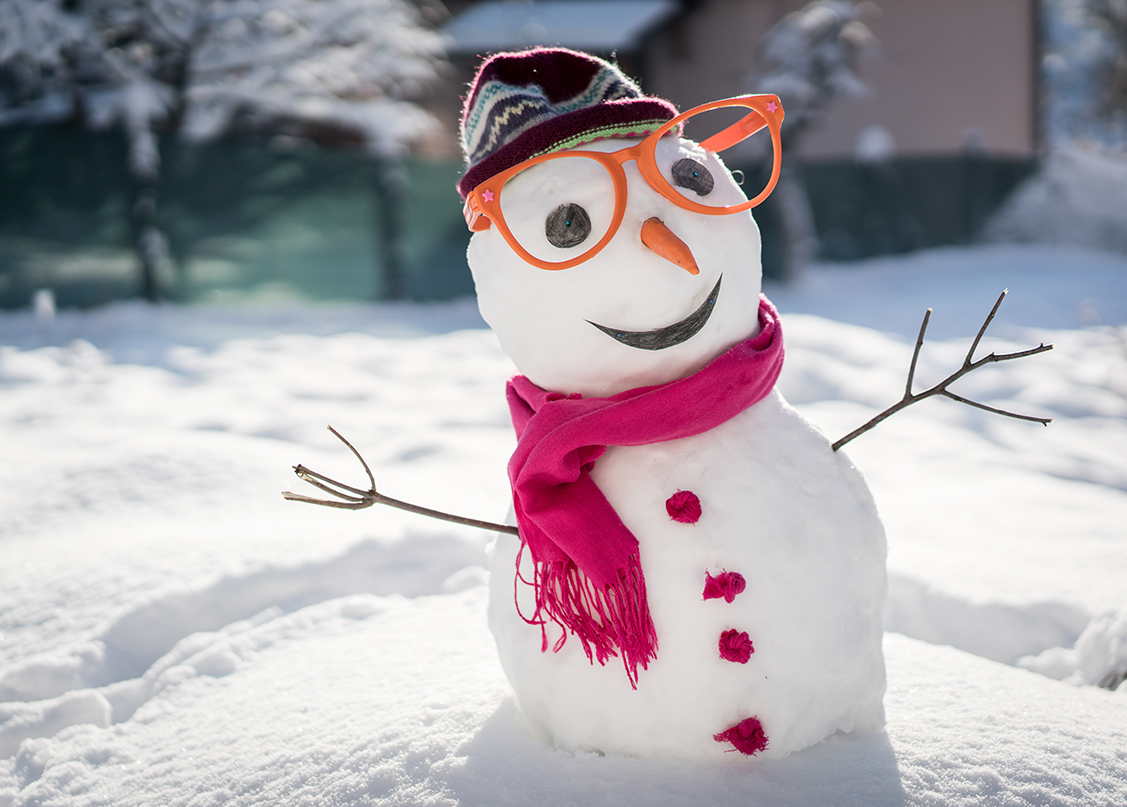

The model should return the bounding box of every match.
[496,103,775,264]
[498,154,618,264]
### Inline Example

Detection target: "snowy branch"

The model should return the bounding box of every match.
[832,290,1054,452]
[283,426,519,535]
[1,0,446,153]
[752,0,879,145]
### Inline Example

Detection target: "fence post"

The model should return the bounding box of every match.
[374,155,408,300]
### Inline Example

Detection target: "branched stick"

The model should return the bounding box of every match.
[283,426,519,535]
[832,290,1054,452]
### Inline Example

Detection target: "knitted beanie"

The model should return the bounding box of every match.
[458,48,679,199]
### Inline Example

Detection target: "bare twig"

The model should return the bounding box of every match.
[283,426,519,535]
[832,290,1054,452]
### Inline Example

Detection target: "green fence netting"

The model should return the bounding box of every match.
[0,124,1035,308]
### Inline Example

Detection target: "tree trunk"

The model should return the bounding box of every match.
[130,179,161,301]
[127,126,165,302]
[773,164,817,282]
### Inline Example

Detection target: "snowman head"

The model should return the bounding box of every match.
[460,49,784,397]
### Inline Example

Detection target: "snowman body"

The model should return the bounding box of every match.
[488,391,886,759]
[470,133,887,760]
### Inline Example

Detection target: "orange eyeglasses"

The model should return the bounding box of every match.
[462,94,784,270]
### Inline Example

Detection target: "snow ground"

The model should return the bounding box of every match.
[1,244,1126,805]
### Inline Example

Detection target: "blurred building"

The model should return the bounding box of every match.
[435,0,1040,158]
[434,0,1040,269]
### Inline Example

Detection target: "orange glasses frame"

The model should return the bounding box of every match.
[462,94,785,270]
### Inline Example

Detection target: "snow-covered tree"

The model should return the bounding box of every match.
[183,0,442,151]
[0,0,447,300]
[1083,0,1127,133]
[1041,0,1126,147]
[748,0,878,280]
[0,0,92,126]
[753,0,877,147]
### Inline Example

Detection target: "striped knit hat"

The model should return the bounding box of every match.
[457,48,679,199]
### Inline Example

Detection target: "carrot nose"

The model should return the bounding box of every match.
[640,217,699,275]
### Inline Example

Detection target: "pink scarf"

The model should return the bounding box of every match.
[505,295,784,686]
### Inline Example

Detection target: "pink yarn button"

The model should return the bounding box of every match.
[665,490,701,523]
[718,629,754,663]
[714,716,769,756]
[702,570,746,603]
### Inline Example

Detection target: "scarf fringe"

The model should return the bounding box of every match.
[516,550,657,689]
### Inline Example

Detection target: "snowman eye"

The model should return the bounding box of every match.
[544,203,592,249]
[671,158,714,197]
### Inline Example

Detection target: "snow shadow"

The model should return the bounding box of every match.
[0,533,486,707]
[446,699,908,807]
[0,533,489,757]
[884,573,1090,665]
[94,532,487,688]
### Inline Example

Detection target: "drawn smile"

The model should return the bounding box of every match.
[588,276,722,351]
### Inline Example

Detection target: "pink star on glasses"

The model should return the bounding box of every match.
[766,101,778,113]
[482,189,495,203]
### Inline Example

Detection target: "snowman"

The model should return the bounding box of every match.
[455,48,887,761]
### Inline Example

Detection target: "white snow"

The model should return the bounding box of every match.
[2,243,1127,804]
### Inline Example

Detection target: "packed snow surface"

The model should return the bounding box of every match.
[2,244,1127,805]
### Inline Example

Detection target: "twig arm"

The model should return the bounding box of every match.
[967,343,1055,369]
[831,400,912,452]
[361,489,520,535]
[905,307,931,398]
[832,292,1053,452]
[966,289,1007,364]
[283,426,519,536]
[328,425,376,492]
[939,391,1053,424]
[292,472,367,503]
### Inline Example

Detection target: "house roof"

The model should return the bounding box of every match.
[440,0,680,55]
